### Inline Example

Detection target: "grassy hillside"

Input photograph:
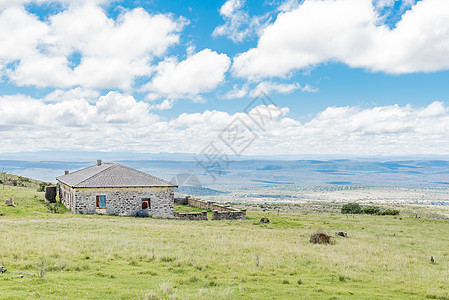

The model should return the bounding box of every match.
[0,171,47,190]
[1,186,449,299]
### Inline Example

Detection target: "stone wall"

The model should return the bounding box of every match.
[176,196,246,220]
[58,183,175,218]
[174,211,207,220]
[213,210,246,220]
[187,198,233,212]
[58,183,75,211]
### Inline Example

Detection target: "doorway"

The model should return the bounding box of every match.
[141,198,151,210]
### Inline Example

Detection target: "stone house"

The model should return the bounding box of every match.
[56,160,176,218]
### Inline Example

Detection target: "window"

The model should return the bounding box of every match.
[96,195,106,208]
[141,198,150,210]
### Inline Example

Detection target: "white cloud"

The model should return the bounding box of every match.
[1,93,449,156]
[233,0,449,79]
[0,6,48,61]
[224,81,316,99]
[0,3,184,89]
[213,0,270,43]
[223,84,248,99]
[249,81,301,97]
[373,0,395,9]
[144,49,231,101]
[301,84,319,93]
[0,92,153,128]
[150,99,174,111]
[44,87,100,102]
[0,0,108,9]
[278,0,301,12]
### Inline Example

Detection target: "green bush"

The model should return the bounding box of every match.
[363,206,381,215]
[342,203,400,216]
[38,182,52,192]
[341,203,363,214]
[45,202,68,214]
[380,209,400,216]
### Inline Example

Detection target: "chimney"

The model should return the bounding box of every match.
[64,170,69,175]
[97,159,102,166]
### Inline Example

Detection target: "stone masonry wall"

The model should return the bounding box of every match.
[174,211,207,220]
[212,210,246,220]
[176,197,246,220]
[66,186,174,218]
[187,198,233,212]
[58,183,75,211]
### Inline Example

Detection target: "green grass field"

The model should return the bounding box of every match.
[1,185,449,299]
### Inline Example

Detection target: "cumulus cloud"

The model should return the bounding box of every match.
[233,0,449,79]
[1,92,449,155]
[150,99,174,111]
[0,0,108,9]
[223,81,316,99]
[223,84,249,99]
[44,87,100,102]
[213,0,270,42]
[249,81,301,97]
[0,2,184,89]
[144,49,231,101]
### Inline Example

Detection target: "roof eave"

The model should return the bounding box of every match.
[56,178,74,188]
[73,185,177,189]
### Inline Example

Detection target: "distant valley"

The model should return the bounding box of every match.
[2,158,449,188]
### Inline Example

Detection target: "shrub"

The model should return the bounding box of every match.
[363,206,381,215]
[37,182,52,192]
[45,202,68,214]
[341,204,400,216]
[380,209,400,216]
[310,232,334,244]
[160,256,176,263]
[341,203,363,214]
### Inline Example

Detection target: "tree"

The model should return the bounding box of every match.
[341,203,363,214]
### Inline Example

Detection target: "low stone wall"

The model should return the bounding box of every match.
[174,211,207,220]
[187,198,233,212]
[213,210,246,220]
[175,196,246,220]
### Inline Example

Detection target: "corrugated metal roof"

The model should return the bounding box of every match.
[56,163,176,188]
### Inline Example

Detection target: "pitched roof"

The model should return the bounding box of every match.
[56,163,176,188]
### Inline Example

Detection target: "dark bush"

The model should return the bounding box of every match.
[341,203,363,214]
[38,182,52,192]
[363,206,381,215]
[341,203,400,216]
[45,202,67,214]
[380,209,400,216]
[310,232,334,244]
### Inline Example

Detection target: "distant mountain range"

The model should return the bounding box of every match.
[1,155,449,188]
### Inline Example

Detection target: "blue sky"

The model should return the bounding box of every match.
[1,0,449,156]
